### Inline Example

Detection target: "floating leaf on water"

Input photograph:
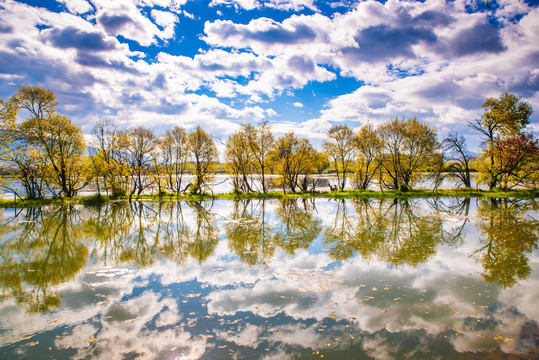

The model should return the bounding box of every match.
[493,335,512,343]
[22,341,38,347]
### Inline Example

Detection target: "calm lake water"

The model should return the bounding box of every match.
[0,173,487,200]
[0,198,538,359]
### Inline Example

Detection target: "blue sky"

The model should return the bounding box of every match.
[1,0,538,150]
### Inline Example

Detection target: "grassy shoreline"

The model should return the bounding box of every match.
[0,188,537,208]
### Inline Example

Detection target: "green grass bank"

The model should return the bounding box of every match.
[0,188,537,208]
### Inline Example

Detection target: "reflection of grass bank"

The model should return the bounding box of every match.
[0,188,537,208]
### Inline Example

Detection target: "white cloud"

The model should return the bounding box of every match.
[209,0,317,12]
[92,0,179,46]
[57,0,94,14]
[138,0,188,10]
[151,9,180,39]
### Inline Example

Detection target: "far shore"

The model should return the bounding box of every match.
[0,188,537,208]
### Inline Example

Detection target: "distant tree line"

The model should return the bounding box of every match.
[1,85,537,199]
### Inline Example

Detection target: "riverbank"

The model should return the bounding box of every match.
[0,188,537,208]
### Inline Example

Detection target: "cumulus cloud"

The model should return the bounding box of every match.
[46,26,117,51]
[93,0,179,46]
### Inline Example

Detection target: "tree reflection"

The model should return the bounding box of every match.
[84,202,159,267]
[184,200,219,263]
[323,199,358,260]
[87,200,219,266]
[273,199,322,254]
[475,198,538,288]
[0,206,88,312]
[226,199,274,266]
[427,197,471,245]
[324,199,449,266]
[155,202,191,265]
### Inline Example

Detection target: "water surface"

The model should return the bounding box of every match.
[0,198,537,359]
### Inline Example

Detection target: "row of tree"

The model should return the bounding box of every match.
[0,85,537,199]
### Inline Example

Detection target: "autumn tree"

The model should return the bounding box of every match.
[244,121,274,193]
[351,124,382,190]
[323,125,356,191]
[484,133,539,190]
[270,132,322,192]
[4,85,88,198]
[225,129,255,193]
[187,126,218,195]
[118,127,157,197]
[160,126,188,195]
[470,92,533,189]
[90,119,128,197]
[22,113,88,197]
[376,117,438,190]
[1,98,47,198]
